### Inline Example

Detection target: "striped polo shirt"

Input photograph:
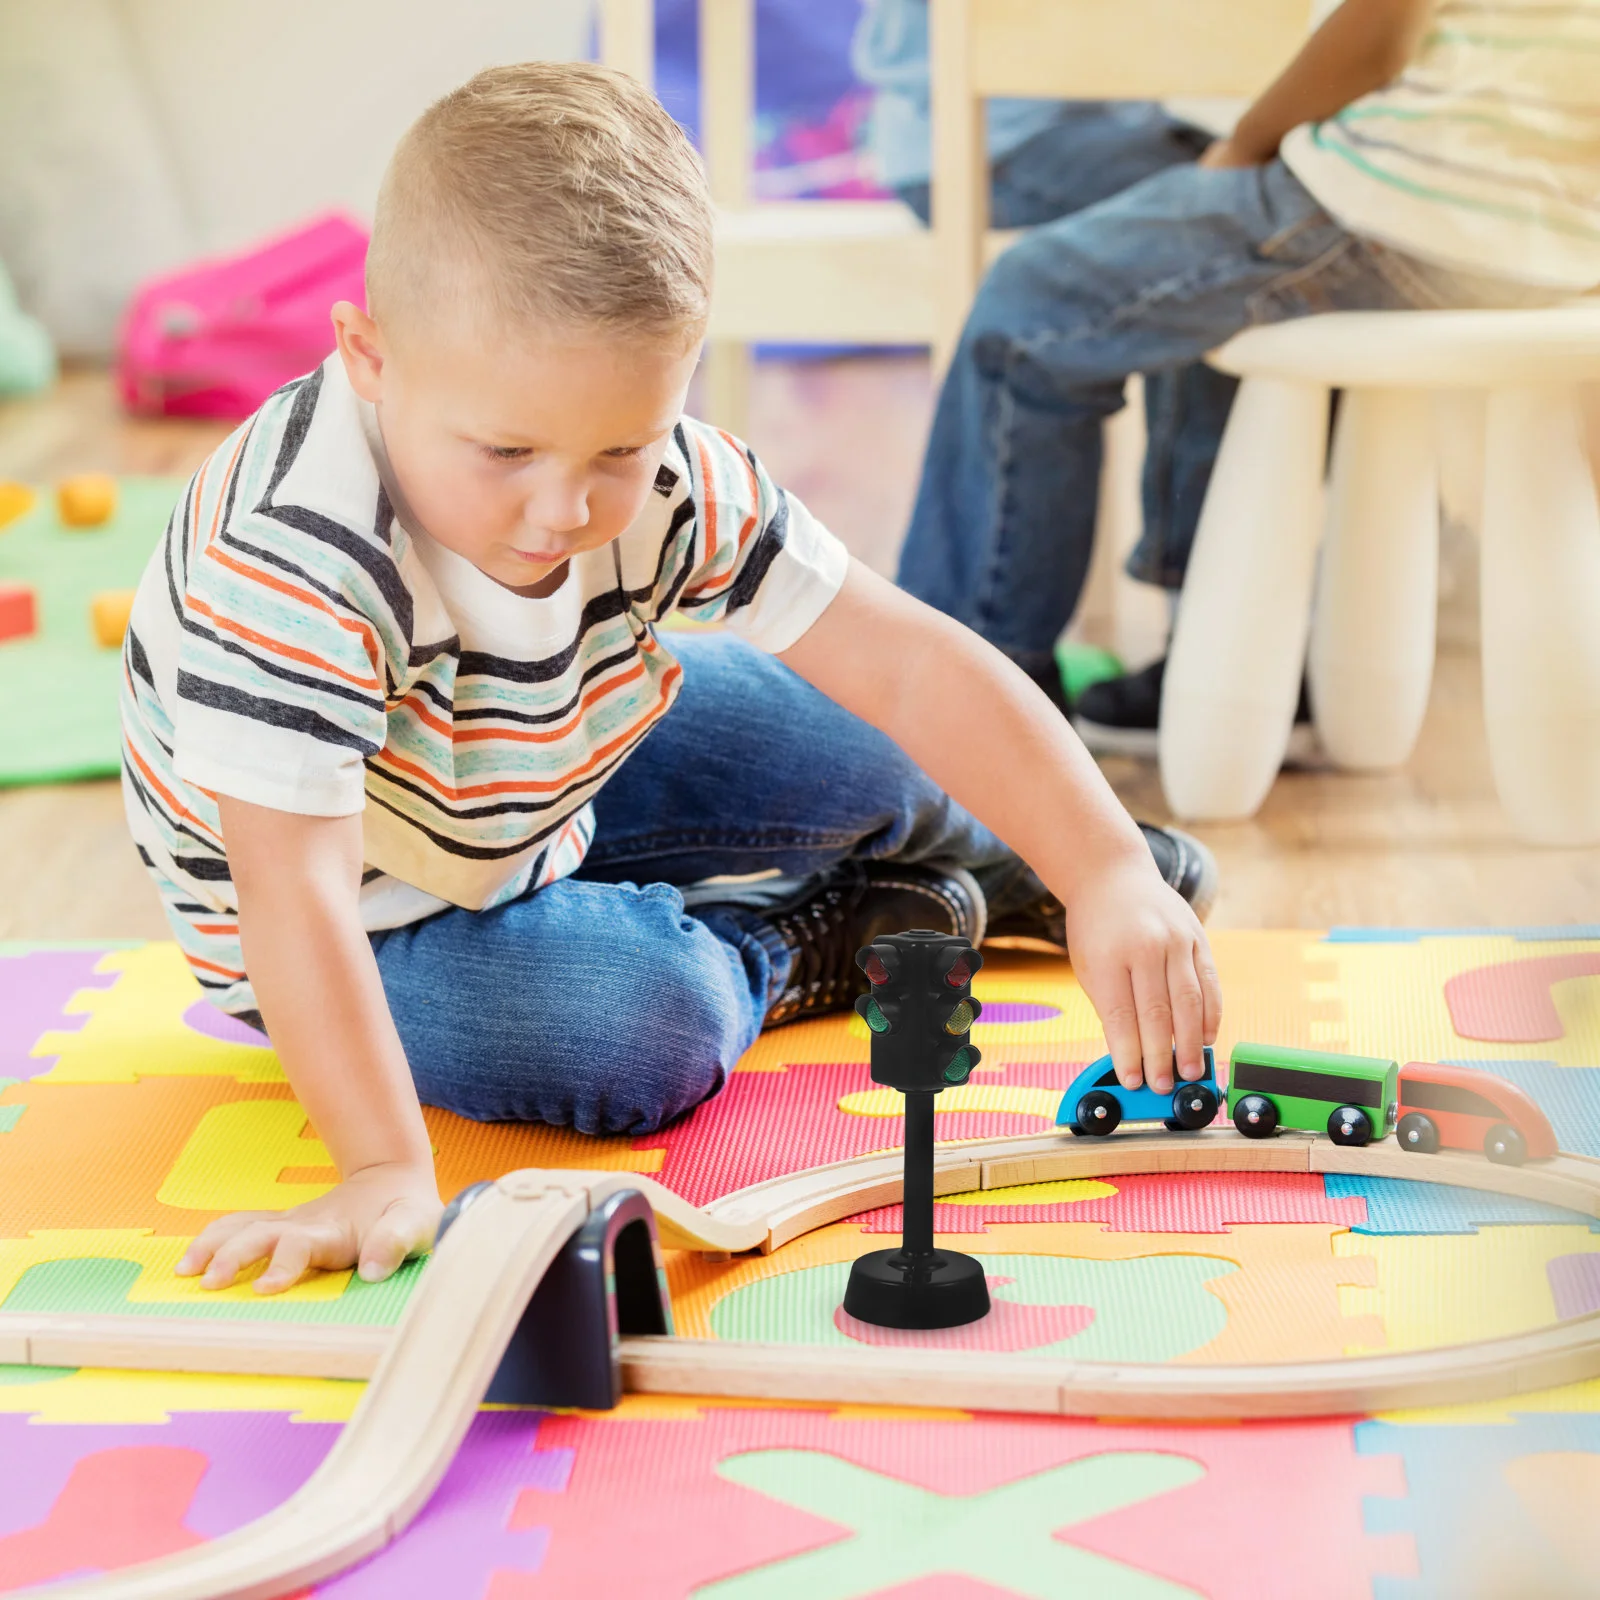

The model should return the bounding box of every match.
[1283,0,1600,290]
[121,357,849,1016]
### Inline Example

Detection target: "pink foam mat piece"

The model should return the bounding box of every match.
[520,1410,1412,1599]
[855,1171,1371,1234]
[635,1061,1077,1206]
[0,948,119,1081]
[1444,954,1600,1044]
[0,1411,571,1597]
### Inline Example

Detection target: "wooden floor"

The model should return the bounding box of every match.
[2,359,1597,942]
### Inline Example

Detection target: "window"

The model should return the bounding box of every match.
[1230,1059,1387,1109]
[1095,1068,1119,1088]
[1402,1079,1505,1120]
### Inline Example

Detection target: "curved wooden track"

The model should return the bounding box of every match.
[20,1128,1600,1599]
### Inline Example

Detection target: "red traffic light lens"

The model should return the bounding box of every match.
[944,954,972,987]
[863,951,890,986]
[862,997,891,1034]
[943,999,976,1034]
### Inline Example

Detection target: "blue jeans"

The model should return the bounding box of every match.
[370,634,1041,1135]
[897,155,1527,684]
[898,103,1233,664]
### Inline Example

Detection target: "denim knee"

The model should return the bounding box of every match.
[377,882,756,1136]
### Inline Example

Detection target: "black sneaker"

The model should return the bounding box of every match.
[761,861,986,1027]
[984,821,1218,952]
[1072,657,1318,764]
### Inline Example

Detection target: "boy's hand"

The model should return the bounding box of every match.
[1062,855,1221,1096]
[176,1161,442,1295]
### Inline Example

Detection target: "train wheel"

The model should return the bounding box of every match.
[1169,1084,1218,1131]
[1397,1112,1439,1154]
[1232,1094,1278,1139]
[1075,1091,1122,1137]
[1328,1105,1373,1147]
[1162,1118,1183,1131]
[1066,1123,1085,1138]
[1485,1123,1527,1166]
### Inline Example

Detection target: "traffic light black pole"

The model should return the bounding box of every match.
[842,930,991,1331]
[901,1090,936,1258]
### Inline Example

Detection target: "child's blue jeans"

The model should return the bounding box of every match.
[897,152,1541,687]
[370,633,1042,1135]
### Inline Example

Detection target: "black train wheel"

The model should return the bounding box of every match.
[1397,1112,1439,1154]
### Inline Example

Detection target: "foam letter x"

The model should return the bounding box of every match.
[701,1448,1204,1597]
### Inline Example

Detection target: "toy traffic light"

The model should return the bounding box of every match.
[843,931,992,1331]
[855,932,984,1090]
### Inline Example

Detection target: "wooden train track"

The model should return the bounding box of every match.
[18,1128,1600,1599]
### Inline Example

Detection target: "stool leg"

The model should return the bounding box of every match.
[1309,388,1439,769]
[1160,375,1329,820]
[1480,384,1600,845]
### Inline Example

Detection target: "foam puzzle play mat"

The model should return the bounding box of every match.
[4,928,1600,1596]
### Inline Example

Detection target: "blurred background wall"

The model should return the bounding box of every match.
[0,0,592,357]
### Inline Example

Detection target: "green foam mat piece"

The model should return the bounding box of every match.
[0,477,185,786]
[1,1253,424,1324]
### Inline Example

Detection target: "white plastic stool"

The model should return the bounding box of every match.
[1158,305,1600,844]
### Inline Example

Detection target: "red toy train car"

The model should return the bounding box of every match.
[1394,1062,1557,1166]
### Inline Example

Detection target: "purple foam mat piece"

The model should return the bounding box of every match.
[180,1000,269,1047]
[975,1002,1061,1024]
[0,1412,336,1541]
[318,1412,567,1595]
[0,949,120,1081]
[1549,1253,1600,1320]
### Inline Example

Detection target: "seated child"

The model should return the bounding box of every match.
[896,0,1594,748]
[120,62,1221,1295]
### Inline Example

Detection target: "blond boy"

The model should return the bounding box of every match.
[122,64,1220,1293]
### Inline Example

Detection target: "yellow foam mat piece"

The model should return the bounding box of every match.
[1309,936,1600,1066]
[1335,1225,1600,1354]
[839,1085,1064,1119]
[0,1366,361,1425]
[158,1102,335,1211]
[32,945,283,1083]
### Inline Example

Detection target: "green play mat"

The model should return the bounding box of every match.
[0,477,183,786]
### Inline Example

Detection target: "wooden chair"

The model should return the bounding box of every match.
[597,0,941,430]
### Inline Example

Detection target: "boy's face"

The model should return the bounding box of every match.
[334,302,700,593]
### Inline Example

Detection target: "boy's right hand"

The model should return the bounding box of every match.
[176,1160,443,1295]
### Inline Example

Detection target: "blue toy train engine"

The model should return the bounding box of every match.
[1055,1046,1220,1137]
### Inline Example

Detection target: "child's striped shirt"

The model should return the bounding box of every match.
[120,357,849,1016]
[1283,0,1600,290]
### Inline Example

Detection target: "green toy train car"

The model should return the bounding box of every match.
[1226,1043,1399,1147]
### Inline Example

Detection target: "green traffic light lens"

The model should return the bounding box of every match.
[944,998,975,1034]
[944,954,972,987]
[863,951,889,986]
[943,1046,975,1083]
[863,997,890,1034]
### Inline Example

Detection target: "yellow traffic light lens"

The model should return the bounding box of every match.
[863,997,890,1034]
[944,999,975,1034]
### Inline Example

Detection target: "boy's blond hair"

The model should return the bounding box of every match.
[368,61,713,344]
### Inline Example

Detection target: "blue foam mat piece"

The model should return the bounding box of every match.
[1359,1415,1600,1599]
[1325,1173,1600,1234]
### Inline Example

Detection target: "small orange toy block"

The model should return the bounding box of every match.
[0,480,34,529]
[90,589,136,648]
[0,582,37,642]
[57,473,118,528]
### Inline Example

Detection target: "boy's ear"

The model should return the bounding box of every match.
[332,301,386,402]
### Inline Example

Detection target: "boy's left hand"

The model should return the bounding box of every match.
[1061,856,1221,1095]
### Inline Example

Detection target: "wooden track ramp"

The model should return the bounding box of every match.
[21,1129,1600,1599]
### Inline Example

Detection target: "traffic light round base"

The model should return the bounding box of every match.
[842,1247,991,1330]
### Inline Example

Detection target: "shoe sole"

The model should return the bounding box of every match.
[1073,716,1321,768]
[867,861,988,948]
[1159,824,1219,923]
